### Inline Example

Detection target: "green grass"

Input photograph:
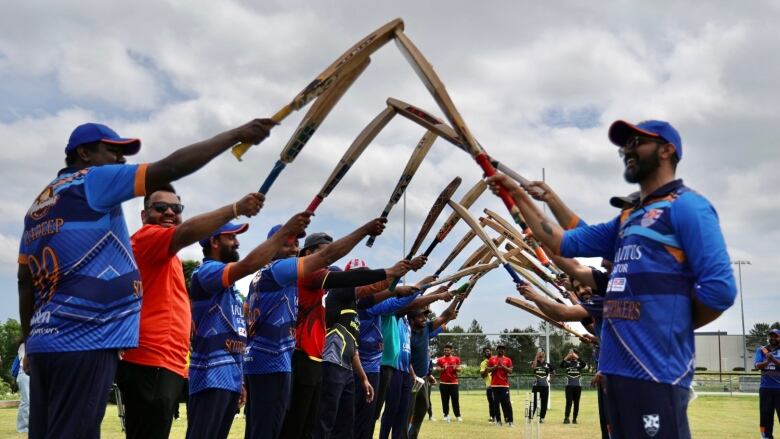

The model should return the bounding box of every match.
[0,390,760,438]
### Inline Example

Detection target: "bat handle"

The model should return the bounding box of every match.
[258,160,287,194]
[231,106,292,161]
[502,263,525,285]
[422,240,438,257]
[366,210,391,248]
[306,196,324,213]
[389,277,400,292]
[475,154,519,215]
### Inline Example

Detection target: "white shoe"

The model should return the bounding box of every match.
[507,422,513,427]
[428,416,436,422]
[443,415,451,423]
[457,417,463,422]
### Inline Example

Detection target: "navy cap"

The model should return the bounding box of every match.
[770,329,780,337]
[65,123,141,155]
[608,120,683,161]
[267,224,306,239]
[199,222,249,247]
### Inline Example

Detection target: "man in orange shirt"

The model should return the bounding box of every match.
[118,184,264,439]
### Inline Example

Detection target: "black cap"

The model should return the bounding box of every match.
[609,191,640,209]
[301,232,333,252]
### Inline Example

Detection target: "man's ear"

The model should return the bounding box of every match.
[141,208,148,223]
[77,145,91,163]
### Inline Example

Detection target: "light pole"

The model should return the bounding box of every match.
[732,260,751,371]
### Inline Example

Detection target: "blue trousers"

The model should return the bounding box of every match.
[379,369,412,439]
[185,388,239,439]
[29,349,118,439]
[604,374,691,439]
[353,371,379,439]
[245,372,292,439]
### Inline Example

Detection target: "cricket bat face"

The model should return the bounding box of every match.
[407,176,462,257]
[447,199,505,264]
[386,97,461,146]
[434,180,487,242]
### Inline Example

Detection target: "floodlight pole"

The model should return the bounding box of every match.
[732,260,751,372]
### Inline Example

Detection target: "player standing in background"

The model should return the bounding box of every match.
[479,347,497,423]
[530,351,554,423]
[756,328,780,439]
[560,349,587,424]
[487,344,514,426]
[435,344,463,422]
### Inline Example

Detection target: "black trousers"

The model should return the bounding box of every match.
[491,387,513,423]
[564,385,582,421]
[315,362,354,439]
[374,365,395,421]
[186,388,239,439]
[115,361,185,439]
[353,371,379,439]
[532,385,549,419]
[760,388,780,438]
[407,381,430,439]
[486,388,496,420]
[281,351,323,439]
[426,380,433,417]
[597,380,609,439]
[439,384,460,417]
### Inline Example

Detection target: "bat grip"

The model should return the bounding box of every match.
[532,245,552,267]
[389,277,400,292]
[259,161,287,194]
[475,154,520,215]
[231,106,292,161]
[366,210,391,248]
[422,240,438,257]
[306,196,324,213]
[502,263,525,285]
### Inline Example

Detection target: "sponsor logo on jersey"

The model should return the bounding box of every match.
[641,209,663,227]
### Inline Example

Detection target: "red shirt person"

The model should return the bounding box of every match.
[435,344,463,421]
[486,344,514,425]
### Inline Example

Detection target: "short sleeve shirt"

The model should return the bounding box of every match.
[437,355,461,384]
[756,346,780,389]
[123,225,191,377]
[295,267,330,360]
[189,259,246,394]
[19,164,147,354]
[488,355,513,387]
[533,362,554,386]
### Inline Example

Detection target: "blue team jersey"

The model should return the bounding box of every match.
[357,293,418,373]
[561,180,736,388]
[243,257,300,375]
[755,346,780,389]
[189,259,246,394]
[19,164,147,354]
[397,317,412,372]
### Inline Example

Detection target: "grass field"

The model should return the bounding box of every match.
[0,390,760,438]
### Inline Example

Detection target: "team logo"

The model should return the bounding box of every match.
[28,187,58,220]
[640,209,663,227]
[642,413,660,437]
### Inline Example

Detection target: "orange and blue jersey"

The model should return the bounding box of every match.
[189,259,246,395]
[560,179,736,388]
[18,164,147,354]
[243,257,301,375]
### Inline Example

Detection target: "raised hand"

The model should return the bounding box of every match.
[235,193,265,217]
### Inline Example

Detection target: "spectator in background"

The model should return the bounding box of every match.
[531,350,554,423]
[560,349,587,424]
[435,344,463,422]
[755,328,780,439]
[13,341,30,433]
[487,344,514,426]
[479,347,497,423]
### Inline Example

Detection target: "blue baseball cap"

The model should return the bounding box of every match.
[65,123,141,155]
[267,224,306,239]
[199,222,249,247]
[608,120,683,161]
[769,329,780,337]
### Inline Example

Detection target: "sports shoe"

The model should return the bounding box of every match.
[428,415,436,422]
[564,418,570,424]
[507,422,513,427]
[539,418,545,424]
[488,417,495,423]
[457,417,463,422]
[443,415,451,423]
[573,419,578,424]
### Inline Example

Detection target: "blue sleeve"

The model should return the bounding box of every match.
[84,164,142,212]
[270,257,299,287]
[429,322,443,339]
[560,216,620,259]
[367,292,421,317]
[672,192,737,312]
[755,347,766,366]
[575,218,587,228]
[194,260,228,295]
[581,297,604,319]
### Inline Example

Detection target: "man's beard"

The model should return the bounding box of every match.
[220,246,240,263]
[624,145,660,184]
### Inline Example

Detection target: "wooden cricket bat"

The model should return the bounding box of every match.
[305,106,396,213]
[366,130,437,247]
[421,180,486,257]
[484,208,555,268]
[505,297,583,337]
[447,199,525,285]
[434,229,476,277]
[232,18,404,160]
[253,57,370,194]
[418,260,499,290]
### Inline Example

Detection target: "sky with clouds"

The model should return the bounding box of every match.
[1,0,777,340]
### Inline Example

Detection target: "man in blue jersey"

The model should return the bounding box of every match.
[17,119,275,439]
[488,119,737,438]
[187,214,309,439]
[242,220,411,439]
[756,328,780,438]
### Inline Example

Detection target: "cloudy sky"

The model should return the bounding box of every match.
[1,1,777,341]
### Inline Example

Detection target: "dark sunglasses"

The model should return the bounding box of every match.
[148,202,184,214]
[623,135,667,150]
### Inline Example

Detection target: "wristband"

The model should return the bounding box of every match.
[232,202,239,218]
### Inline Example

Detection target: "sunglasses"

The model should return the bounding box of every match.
[623,135,667,150]
[148,202,184,214]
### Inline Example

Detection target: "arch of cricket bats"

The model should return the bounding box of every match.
[230,18,586,338]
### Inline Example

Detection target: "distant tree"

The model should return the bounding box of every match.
[0,319,22,386]
[746,322,780,353]
[182,259,201,295]
[498,326,537,370]
[439,325,466,360]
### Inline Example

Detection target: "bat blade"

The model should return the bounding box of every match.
[421,260,499,289]
[405,176,462,259]
[232,18,404,159]
[505,297,583,338]
[421,179,487,257]
[366,130,437,247]
[305,106,396,213]
[434,229,476,276]
[254,58,370,194]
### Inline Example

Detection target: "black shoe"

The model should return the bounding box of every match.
[563,418,570,424]
[573,419,578,424]
[539,418,544,424]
